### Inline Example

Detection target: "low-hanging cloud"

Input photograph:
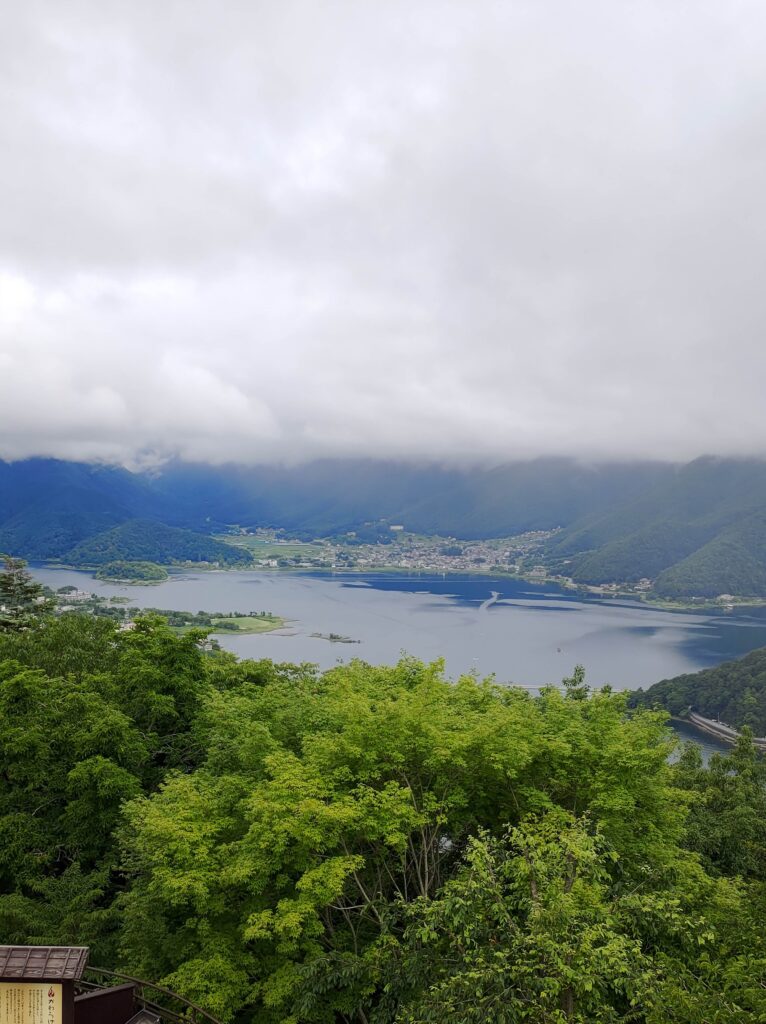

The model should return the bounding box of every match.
[3,0,766,467]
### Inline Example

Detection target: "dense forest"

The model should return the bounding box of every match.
[630,646,766,735]
[1,559,766,1021]
[95,560,169,581]
[652,512,766,598]
[550,458,766,596]
[67,520,250,568]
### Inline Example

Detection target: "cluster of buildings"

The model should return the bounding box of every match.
[248,528,557,576]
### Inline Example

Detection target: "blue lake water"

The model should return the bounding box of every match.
[670,719,730,762]
[30,568,766,693]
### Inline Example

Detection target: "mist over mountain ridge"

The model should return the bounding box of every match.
[5,454,766,596]
[0,455,674,554]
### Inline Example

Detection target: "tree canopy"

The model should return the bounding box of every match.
[0,579,764,1021]
[630,646,766,735]
[0,555,55,631]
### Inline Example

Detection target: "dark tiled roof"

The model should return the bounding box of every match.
[0,946,89,981]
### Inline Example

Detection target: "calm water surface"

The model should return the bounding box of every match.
[30,568,766,691]
[671,720,730,763]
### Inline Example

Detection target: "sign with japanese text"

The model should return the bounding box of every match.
[0,983,62,1024]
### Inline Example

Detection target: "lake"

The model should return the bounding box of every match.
[671,719,730,762]
[30,567,766,692]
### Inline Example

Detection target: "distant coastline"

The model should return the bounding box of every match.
[41,556,766,612]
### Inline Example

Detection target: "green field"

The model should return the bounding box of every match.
[210,614,285,634]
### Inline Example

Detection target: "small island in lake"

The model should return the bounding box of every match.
[311,631,360,644]
[143,608,285,634]
[96,560,169,582]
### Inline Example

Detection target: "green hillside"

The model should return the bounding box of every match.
[95,560,169,581]
[630,646,766,734]
[566,522,713,585]
[653,511,766,598]
[66,519,251,567]
[549,457,766,596]
[0,456,672,552]
[0,459,165,559]
[0,492,130,559]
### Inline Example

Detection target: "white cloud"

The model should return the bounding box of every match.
[2,0,766,465]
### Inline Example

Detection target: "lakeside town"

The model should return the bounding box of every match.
[19,524,756,625]
[230,526,556,574]
[220,526,755,610]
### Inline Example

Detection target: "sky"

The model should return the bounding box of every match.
[2,1,766,467]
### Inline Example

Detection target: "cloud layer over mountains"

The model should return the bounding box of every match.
[2,1,766,466]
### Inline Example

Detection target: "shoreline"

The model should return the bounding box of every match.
[672,713,766,751]
[39,560,766,613]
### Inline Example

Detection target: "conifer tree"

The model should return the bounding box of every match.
[0,556,55,632]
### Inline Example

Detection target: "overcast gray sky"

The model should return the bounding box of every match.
[2,0,766,466]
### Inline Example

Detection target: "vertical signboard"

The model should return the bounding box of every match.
[0,982,62,1024]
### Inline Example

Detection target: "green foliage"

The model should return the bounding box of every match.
[551,458,766,597]
[96,560,169,581]
[2,616,766,1021]
[0,615,212,963]
[392,813,766,1024]
[673,733,766,879]
[118,661,686,1021]
[394,814,658,1023]
[654,512,766,598]
[0,613,121,680]
[66,519,250,568]
[0,556,55,632]
[630,646,766,735]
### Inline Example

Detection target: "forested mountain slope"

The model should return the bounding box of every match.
[549,456,766,595]
[0,460,165,559]
[66,519,250,567]
[0,456,671,555]
[653,510,766,597]
[630,646,766,734]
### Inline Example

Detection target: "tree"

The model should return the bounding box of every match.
[117,660,685,1023]
[674,731,766,879]
[0,616,213,965]
[393,813,766,1024]
[3,622,766,1022]
[0,556,55,632]
[393,813,658,1023]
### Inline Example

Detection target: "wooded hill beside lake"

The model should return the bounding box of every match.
[631,645,766,735]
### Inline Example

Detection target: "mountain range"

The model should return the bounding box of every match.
[548,457,766,596]
[3,455,766,596]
